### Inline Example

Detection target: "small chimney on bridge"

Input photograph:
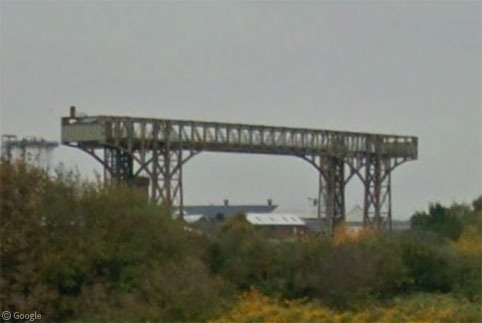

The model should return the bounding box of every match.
[223,199,229,206]
[70,106,76,118]
[267,198,273,206]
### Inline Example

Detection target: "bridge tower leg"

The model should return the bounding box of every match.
[362,155,392,230]
[149,147,184,214]
[104,147,134,182]
[318,156,346,235]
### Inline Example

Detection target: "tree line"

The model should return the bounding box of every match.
[1,161,480,321]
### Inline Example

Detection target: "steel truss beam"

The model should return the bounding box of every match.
[61,113,417,231]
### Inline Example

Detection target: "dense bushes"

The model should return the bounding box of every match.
[207,214,480,309]
[1,160,480,321]
[410,200,480,241]
[0,162,229,321]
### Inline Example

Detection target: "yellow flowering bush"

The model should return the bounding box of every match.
[332,222,376,246]
[214,289,481,323]
[457,221,482,258]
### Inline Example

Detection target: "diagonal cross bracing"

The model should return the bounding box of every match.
[61,113,417,232]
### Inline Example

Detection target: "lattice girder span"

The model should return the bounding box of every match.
[61,110,417,231]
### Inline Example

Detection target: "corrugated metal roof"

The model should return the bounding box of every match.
[246,213,306,226]
[182,204,277,218]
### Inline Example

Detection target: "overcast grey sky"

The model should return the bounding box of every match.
[1,1,480,218]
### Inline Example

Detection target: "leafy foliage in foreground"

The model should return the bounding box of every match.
[214,289,481,323]
[1,160,481,321]
[410,198,481,241]
[0,162,230,321]
[207,215,481,308]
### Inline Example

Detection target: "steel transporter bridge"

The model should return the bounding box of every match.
[61,107,417,232]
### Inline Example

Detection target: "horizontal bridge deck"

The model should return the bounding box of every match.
[61,116,418,159]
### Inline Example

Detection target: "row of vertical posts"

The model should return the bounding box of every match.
[101,141,392,233]
[102,120,184,214]
[317,137,393,234]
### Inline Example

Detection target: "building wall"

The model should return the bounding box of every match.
[257,225,308,238]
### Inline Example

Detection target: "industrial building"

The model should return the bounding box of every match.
[181,200,308,237]
[182,199,277,220]
[245,213,308,237]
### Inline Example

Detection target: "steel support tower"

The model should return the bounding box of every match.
[61,108,417,233]
[1,134,58,170]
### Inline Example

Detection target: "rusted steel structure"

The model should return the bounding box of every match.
[61,107,417,232]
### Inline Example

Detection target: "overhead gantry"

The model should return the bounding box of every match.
[61,107,417,232]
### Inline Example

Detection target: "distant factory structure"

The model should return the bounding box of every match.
[299,205,410,233]
[182,200,410,237]
[1,134,58,170]
[182,199,307,237]
[245,213,308,236]
[182,199,277,220]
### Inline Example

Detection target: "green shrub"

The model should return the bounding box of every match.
[0,161,230,321]
[208,214,278,291]
[397,232,461,293]
[411,202,466,241]
[2,160,481,320]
